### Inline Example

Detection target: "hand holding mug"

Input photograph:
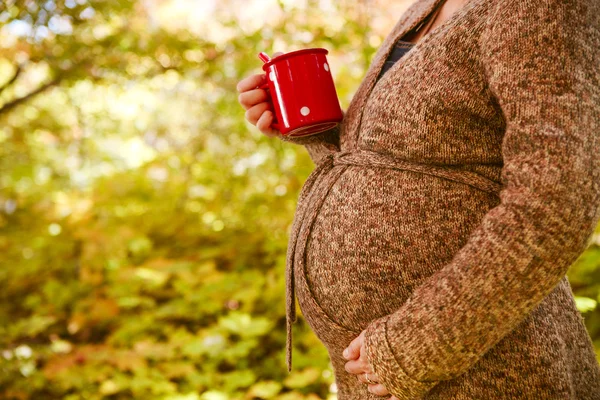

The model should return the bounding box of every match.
[237,52,284,138]
[238,48,343,138]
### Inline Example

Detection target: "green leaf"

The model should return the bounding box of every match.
[575,296,598,313]
[248,380,283,399]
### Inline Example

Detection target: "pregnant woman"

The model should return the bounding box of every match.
[237,0,600,398]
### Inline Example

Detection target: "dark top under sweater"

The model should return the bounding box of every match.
[377,39,416,82]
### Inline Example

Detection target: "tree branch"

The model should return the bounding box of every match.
[0,76,62,116]
[0,64,22,95]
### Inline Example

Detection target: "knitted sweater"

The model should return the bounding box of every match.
[278,0,600,398]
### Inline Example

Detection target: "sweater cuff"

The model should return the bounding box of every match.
[277,125,341,166]
[363,315,440,400]
[277,124,340,146]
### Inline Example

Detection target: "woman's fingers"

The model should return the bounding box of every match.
[237,73,267,93]
[357,372,377,384]
[356,370,390,396]
[256,111,279,137]
[343,329,365,360]
[341,330,394,396]
[236,52,286,138]
[367,383,390,396]
[343,358,368,375]
[238,88,269,110]
[245,102,272,125]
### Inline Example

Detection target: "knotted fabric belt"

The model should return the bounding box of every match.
[284,149,503,371]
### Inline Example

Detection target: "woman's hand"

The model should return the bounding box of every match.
[236,52,283,138]
[343,329,399,400]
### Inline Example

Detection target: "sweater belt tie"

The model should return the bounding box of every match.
[285,148,503,372]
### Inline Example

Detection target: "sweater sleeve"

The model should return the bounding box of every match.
[276,111,343,166]
[362,0,600,398]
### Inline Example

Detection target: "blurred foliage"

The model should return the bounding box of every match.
[0,0,599,399]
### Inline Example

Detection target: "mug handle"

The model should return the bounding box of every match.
[259,82,281,131]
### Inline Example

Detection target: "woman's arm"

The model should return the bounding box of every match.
[277,112,343,166]
[361,0,600,397]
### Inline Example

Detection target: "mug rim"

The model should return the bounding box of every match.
[261,48,328,70]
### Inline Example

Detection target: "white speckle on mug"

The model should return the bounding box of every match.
[269,71,276,81]
[300,106,310,116]
[324,63,329,72]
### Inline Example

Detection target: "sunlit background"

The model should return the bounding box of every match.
[1,0,599,399]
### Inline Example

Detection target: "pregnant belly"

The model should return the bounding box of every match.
[302,165,500,332]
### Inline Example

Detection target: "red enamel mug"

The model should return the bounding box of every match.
[258,48,344,137]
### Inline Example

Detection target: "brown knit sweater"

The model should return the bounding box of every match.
[276,0,600,398]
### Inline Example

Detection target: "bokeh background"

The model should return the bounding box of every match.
[1,0,599,399]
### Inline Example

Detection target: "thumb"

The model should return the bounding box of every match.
[343,332,363,360]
